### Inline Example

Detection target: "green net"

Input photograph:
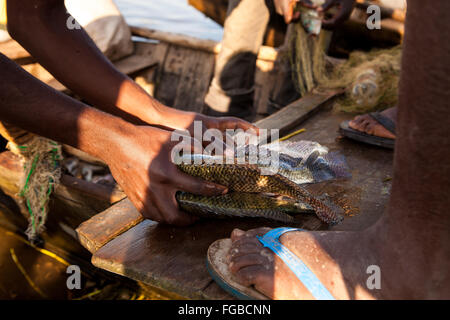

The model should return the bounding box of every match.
[8,136,62,241]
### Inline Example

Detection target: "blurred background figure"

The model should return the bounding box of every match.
[204,0,292,120]
[0,0,133,61]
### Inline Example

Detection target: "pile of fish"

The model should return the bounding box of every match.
[176,140,350,225]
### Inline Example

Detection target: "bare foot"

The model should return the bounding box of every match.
[349,107,397,140]
[227,219,448,299]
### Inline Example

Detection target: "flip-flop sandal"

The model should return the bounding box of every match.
[339,112,396,149]
[206,227,335,300]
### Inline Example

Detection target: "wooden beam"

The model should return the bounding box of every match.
[130,26,279,62]
[113,41,166,75]
[76,198,143,254]
[86,211,321,299]
[254,89,342,141]
[0,40,32,62]
[60,175,125,205]
[3,41,163,93]
[155,44,215,113]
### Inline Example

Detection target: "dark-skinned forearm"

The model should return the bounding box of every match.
[6,0,165,126]
[0,53,135,161]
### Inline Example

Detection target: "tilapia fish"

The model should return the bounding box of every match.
[175,141,350,225]
[176,192,314,224]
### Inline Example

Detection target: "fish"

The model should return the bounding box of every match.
[175,141,349,225]
[176,192,314,224]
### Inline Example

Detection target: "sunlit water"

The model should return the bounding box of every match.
[115,0,224,42]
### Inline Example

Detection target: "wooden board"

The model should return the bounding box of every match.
[3,41,165,93]
[21,63,66,92]
[254,89,341,142]
[0,40,32,62]
[90,216,321,300]
[130,26,278,62]
[255,90,340,133]
[155,44,215,113]
[114,41,168,76]
[77,104,393,299]
[77,198,143,254]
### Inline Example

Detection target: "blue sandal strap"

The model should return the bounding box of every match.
[257,227,335,300]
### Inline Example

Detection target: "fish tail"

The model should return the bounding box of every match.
[289,184,343,225]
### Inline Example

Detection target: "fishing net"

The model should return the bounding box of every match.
[289,21,402,114]
[259,140,351,184]
[0,123,62,242]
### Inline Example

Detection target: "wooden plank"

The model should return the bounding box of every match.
[60,175,125,205]
[21,63,66,91]
[13,41,168,93]
[130,26,278,62]
[76,198,143,254]
[62,145,106,167]
[253,58,277,117]
[172,49,215,113]
[77,196,321,255]
[156,45,215,113]
[131,26,218,54]
[0,151,23,197]
[254,90,342,141]
[0,39,32,61]
[114,41,168,75]
[89,214,320,299]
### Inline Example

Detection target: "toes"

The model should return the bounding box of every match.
[233,265,272,288]
[362,119,396,139]
[229,252,272,273]
[242,227,273,238]
[349,114,372,131]
[230,227,272,242]
[231,228,245,242]
[360,118,373,133]
[364,121,375,135]
[229,241,262,259]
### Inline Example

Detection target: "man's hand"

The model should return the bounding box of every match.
[319,0,356,29]
[106,126,228,226]
[274,0,301,24]
[1,52,230,227]
[150,107,260,148]
[152,106,258,134]
[6,0,260,226]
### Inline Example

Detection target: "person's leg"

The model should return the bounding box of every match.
[204,0,271,119]
[226,0,450,299]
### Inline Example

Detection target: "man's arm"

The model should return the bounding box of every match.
[6,0,256,134]
[0,53,227,225]
[6,0,167,126]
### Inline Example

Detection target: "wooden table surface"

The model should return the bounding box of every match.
[76,95,393,299]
